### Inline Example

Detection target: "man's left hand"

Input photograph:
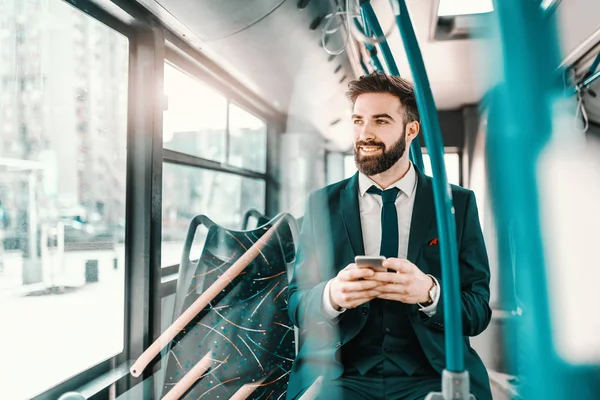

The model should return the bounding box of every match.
[370,258,432,304]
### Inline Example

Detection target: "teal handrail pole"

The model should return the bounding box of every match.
[575,69,600,93]
[391,0,463,373]
[359,56,370,75]
[360,2,400,75]
[586,51,600,78]
[358,13,386,73]
[488,0,565,398]
[367,46,385,72]
[360,1,425,172]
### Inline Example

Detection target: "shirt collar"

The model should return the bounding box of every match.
[358,162,417,198]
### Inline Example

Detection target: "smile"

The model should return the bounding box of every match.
[360,146,382,153]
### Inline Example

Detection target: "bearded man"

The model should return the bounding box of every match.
[286,72,492,400]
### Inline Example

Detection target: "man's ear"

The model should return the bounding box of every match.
[406,121,420,141]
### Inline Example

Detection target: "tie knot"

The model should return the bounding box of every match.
[367,186,400,204]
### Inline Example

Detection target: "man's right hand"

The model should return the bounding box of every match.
[329,264,382,310]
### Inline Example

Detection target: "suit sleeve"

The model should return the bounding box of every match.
[421,191,492,337]
[287,193,337,331]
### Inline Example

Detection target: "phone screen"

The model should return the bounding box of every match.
[355,256,386,273]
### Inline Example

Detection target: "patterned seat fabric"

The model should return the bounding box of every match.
[161,215,298,399]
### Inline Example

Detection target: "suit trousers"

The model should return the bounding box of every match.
[302,359,442,400]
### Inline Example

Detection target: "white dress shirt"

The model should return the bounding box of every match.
[322,163,441,318]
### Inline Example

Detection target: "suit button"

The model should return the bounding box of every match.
[385,328,391,333]
[335,341,342,348]
[361,307,368,315]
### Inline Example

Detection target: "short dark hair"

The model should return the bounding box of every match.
[346,72,419,123]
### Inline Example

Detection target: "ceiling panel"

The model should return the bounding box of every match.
[370,0,492,110]
[155,0,287,41]
[147,0,356,149]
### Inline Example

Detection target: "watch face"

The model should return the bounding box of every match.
[429,284,438,302]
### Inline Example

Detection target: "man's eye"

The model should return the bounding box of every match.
[376,120,388,124]
[353,120,363,125]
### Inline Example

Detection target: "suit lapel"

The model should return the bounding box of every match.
[407,168,436,263]
[340,173,365,257]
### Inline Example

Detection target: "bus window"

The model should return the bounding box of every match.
[228,103,267,173]
[344,153,356,179]
[163,63,227,163]
[422,153,461,186]
[161,164,266,267]
[343,152,461,186]
[0,0,128,398]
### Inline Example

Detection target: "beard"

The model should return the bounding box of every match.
[354,132,407,176]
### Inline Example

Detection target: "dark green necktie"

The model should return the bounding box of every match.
[367,186,400,259]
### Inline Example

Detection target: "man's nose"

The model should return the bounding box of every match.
[359,124,375,141]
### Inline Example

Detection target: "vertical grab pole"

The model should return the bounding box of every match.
[391,0,463,372]
[391,1,473,398]
[391,0,474,400]
[360,1,425,172]
[359,56,370,75]
[488,1,565,399]
[360,2,399,75]
[392,0,464,376]
[359,12,385,73]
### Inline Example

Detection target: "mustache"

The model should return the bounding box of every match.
[355,141,384,149]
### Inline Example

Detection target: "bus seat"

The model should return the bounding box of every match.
[160,213,300,400]
[242,208,271,230]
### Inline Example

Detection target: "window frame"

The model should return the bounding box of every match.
[335,147,463,187]
[420,147,463,187]
[22,0,139,399]
[227,100,269,173]
[27,0,165,398]
[162,48,274,177]
[27,0,286,398]
[160,49,279,282]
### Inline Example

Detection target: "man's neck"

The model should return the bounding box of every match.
[368,158,411,190]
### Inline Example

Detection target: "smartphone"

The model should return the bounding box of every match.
[355,255,386,273]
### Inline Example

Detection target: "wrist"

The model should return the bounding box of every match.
[329,279,343,311]
[419,276,435,305]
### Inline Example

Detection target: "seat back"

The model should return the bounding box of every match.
[242,208,271,230]
[161,213,299,399]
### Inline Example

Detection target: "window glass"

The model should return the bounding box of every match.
[422,153,461,186]
[343,153,460,186]
[0,1,128,398]
[344,154,356,179]
[161,163,266,267]
[228,103,267,173]
[163,63,227,163]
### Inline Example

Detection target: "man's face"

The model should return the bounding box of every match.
[352,92,408,176]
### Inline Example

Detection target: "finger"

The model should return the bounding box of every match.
[346,297,377,308]
[339,289,382,303]
[340,279,382,293]
[340,268,375,281]
[377,283,408,294]
[371,272,408,284]
[345,292,383,308]
[378,293,419,304]
[382,259,413,273]
[375,293,404,302]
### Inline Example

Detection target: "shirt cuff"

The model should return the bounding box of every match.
[322,279,346,319]
[419,275,440,316]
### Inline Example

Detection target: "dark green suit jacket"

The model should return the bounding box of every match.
[286,169,493,400]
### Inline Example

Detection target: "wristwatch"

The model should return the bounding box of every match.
[420,275,438,307]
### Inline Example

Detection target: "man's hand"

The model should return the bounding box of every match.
[329,264,382,310]
[371,258,433,304]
